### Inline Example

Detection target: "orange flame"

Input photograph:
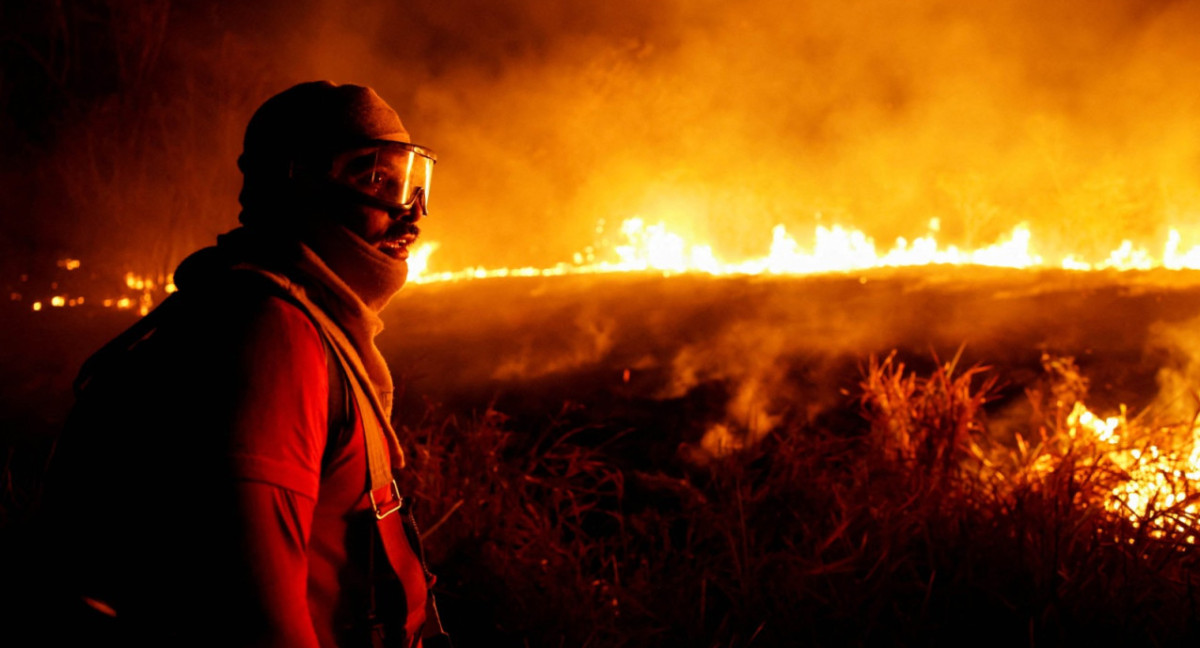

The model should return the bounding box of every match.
[408,217,1200,284]
[1066,402,1200,543]
[26,217,1200,311]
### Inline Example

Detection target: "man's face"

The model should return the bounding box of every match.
[337,202,422,261]
[324,143,433,260]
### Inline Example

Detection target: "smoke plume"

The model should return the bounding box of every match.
[6,0,1200,277]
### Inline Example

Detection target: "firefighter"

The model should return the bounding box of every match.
[42,81,446,647]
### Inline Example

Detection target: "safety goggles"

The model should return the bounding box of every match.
[328,141,438,215]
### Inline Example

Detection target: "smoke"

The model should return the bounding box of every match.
[384,267,1200,462]
[324,0,1200,270]
[659,318,815,460]
[7,0,1200,277]
[491,301,616,381]
[1147,312,1200,425]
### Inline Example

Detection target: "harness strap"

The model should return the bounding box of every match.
[234,267,403,494]
[236,268,449,644]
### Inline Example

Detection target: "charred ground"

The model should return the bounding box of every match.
[384,268,1200,432]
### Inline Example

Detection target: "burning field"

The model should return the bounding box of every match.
[375,266,1200,648]
[9,0,1200,645]
[10,253,1200,645]
[377,262,1200,645]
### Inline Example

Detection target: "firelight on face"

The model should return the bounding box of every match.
[329,142,436,216]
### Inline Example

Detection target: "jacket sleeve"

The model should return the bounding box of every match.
[219,294,330,647]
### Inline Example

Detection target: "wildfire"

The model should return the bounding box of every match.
[408,218,1200,284]
[1065,401,1200,543]
[16,269,168,315]
[16,217,1200,547]
[118,271,173,315]
[19,218,1200,312]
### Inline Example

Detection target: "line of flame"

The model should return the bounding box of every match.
[409,218,1200,284]
[23,218,1200,312]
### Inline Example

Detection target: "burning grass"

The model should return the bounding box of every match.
[6,268,1200,645]
[400,353,1200,647]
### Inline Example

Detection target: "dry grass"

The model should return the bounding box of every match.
[400,353,1200,647]
[5,350,1200,646]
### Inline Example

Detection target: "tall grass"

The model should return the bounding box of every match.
[403,354,1200,647]
[5,348,1200,645]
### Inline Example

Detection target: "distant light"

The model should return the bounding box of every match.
[8,292,19,301]
[32,301,42,311]
[116,297,132,309]
[103,299,114,308]
[57,258,81,271]
[50,296,66,307]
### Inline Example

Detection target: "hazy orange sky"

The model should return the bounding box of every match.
[5,0,1200,273]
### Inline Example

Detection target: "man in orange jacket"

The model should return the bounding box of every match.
[45,81,445,647]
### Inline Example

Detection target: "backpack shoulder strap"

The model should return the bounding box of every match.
[231,267,448,644]
[228,266,404,497]
[73,293,182,397]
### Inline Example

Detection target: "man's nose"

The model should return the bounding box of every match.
[394,203,423,224]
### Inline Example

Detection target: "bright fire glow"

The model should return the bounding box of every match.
[1066,402,1200,541]
[1067,402,1122,445]
[407,218,1200,284]
[21,218,1200,311]
[15,219,1200,544]
[125,272,147,291]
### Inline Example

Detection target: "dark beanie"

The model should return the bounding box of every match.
[237,81,409,222]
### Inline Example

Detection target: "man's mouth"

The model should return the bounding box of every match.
[378,232,417,260]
